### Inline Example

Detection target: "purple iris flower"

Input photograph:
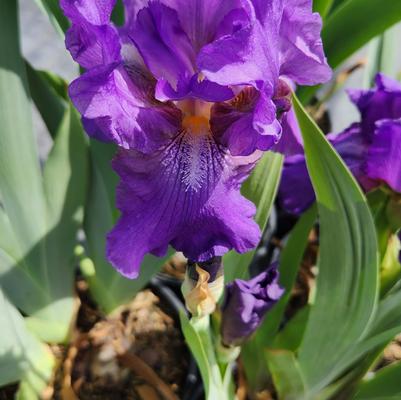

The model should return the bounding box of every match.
[221,263,284,347]
[280,74,401,215]
[61,0,330,278]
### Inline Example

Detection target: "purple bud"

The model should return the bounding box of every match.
[221,263,284,347]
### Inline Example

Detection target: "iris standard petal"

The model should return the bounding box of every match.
[163,0,241,51]
[198,0,330,155]
[123,0,148,27]
[279,0,331,85]
[106,125,261,278]
[65,23,121,69]
[60,0,116,25]
[130,2,195,92]
[61,0,121,69]
[197,11,278,88]
[155,75,234,102]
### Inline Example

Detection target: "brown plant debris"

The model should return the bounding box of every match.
[52,289,188,400]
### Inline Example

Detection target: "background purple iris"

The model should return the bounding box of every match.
[280,73,401,215]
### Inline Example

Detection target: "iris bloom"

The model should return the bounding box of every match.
[221,263,284,346]
[280,74,401,215]
[61,0,331,278]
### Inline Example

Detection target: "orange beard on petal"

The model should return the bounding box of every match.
[182,115,210,136]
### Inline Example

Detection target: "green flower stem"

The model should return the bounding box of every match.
[180,310,234,400]
[190,315,229,400]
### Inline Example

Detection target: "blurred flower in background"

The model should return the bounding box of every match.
[280,73,401,214]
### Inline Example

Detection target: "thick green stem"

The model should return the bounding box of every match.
[190,316,230,400]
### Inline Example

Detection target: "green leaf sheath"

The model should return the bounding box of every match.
[293,94,379,393]
[179,313,227,400]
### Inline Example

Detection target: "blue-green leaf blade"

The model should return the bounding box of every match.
[353,362,401,399]
[0,288,54,394]
[266,349,306,400]
[0,0,47,251]
[25,104,89,342]
[293,94,379,392]
[25,62,67,138]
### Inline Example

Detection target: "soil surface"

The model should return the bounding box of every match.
[52,280,189,400]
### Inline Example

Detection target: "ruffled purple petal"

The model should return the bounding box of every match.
[197,6,279,88]
[221,263,284,346]
[61,0,121,69]
[366,119,401,193]
[69,63,181,151]
[106,130,261,278]
[124,0,240,51]
[198,0,330,156]
[65,23,121,69]
[279,0,331,85]
[197,1,281,145]
[60,0,115,25]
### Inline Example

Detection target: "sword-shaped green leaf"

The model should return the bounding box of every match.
[0,288,54,395]
[0,1,88,343]
[293,93,379,394]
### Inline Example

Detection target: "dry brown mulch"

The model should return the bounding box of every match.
[52,284,188,400]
